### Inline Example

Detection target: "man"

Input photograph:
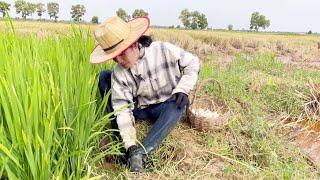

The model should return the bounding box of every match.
[90,16,200,172]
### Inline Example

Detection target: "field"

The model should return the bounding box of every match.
[1,20,320,179]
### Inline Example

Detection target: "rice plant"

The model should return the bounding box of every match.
[0,20,118,179]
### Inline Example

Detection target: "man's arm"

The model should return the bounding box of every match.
[163,42,200,95]
[111,68,137,150]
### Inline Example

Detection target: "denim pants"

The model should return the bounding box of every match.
[98,70,186,153]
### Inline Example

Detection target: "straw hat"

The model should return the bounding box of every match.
[90,16,150,64]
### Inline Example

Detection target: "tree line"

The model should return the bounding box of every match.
[0,1,89,23]
[0,1,271,31]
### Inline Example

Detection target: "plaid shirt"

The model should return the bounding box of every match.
[111,41,200,149]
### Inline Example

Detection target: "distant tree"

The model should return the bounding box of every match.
[91,16,99,24]
[196,12,208,29]
[14,0,23,14]
[14,0,25,18]
[179,9,208,29]
[35,3,45,20]
[179,9,191,28]
[176,25,181,29]
[132,9,148,18]
[250,12,270,31]
[47,2,59,21]
[28,3,36,16]
[70,4,86,22]
[307,30,312,34]
[228,24,233,31]
[116,8,130,21]
[190,11,199,29]
[14,1,36,19]
[0,1,10,17]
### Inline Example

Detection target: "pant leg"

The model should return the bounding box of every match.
[98,70,114,114]
[140,98,186,154]
[98,70,122,139]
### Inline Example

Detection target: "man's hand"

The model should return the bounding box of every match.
[173,92,189,109]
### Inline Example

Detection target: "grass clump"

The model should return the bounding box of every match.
[0,26,119,179]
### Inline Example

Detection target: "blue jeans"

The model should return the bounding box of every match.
[98,70,186,154]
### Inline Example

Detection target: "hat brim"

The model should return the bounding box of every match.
[90,17,150,64]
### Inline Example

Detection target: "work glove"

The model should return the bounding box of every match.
[173,92,189,109]
[126,145,145,172]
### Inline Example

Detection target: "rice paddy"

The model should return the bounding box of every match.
[1,19,320,179]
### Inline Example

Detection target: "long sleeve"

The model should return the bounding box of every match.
[111,66,137,149]
[163,42,200,95]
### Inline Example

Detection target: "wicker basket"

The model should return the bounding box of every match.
[185,79,231,131]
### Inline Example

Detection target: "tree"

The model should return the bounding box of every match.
[0,1,10,18]
[228,24,233,31]
[190,11,199,29]
[116,8,129,21]
[14,1,36,19]
[14,0,24,16]
[197,13,208,30]
[36,3,45,20]
[179,9,191,28]
[307,30,312,34]
[14,0,26,18]
[70,4,86,22]
[179,9,208,30]
[91,16,98,24]
[28,2,36,16]
[250,12,270,31]
[47,2,59,21]
[132,9,148,18]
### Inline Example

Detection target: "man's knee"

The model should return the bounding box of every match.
[162,99,187,115]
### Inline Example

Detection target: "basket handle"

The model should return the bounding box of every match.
[190,78,222,106]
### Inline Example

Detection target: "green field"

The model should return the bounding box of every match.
[1,20,320,179]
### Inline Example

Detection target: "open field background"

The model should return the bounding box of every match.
[1,20,320,179]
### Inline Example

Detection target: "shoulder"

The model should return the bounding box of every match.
[112,64,128,82]
[149,41,178,48]
[147,41,181,53]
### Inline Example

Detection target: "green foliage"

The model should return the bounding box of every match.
[228,24,233,31]
[14,0,24,14]
[132,9,148,18]
[14,0,36,19]
[47,2,59,21]
[0,23,119,179]
[179,9,191,28]
[179,9,208,30]
[35,3,45,19]
[307,30,312,34]
[116,8,130,21]
[91,16,99,24]
[250,12,270,31]
[70,4,86,22]
[0,1,10,17]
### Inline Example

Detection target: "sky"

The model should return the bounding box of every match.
[4,0,320,33]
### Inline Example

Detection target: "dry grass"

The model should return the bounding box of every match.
[1,20,320,62]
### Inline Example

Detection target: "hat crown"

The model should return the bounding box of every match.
[94,16,130,50]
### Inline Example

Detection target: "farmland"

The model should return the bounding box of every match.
[1,20,320,179]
